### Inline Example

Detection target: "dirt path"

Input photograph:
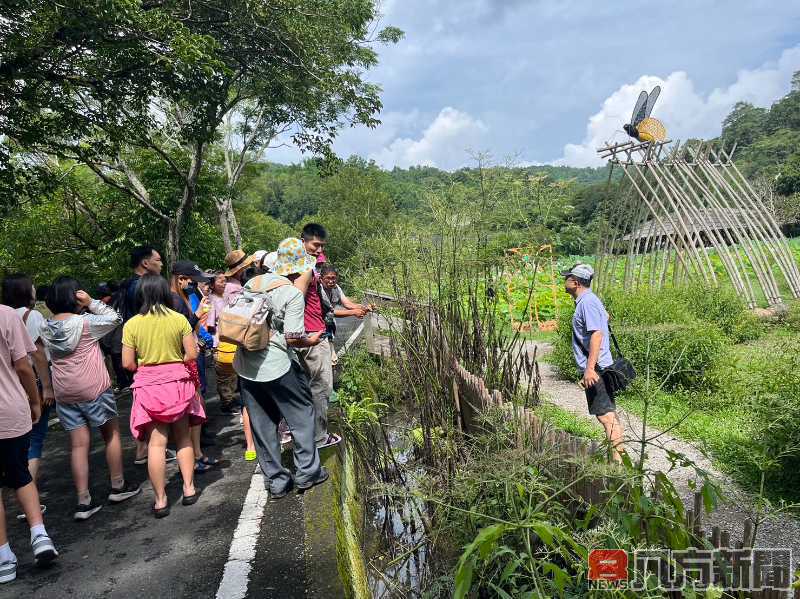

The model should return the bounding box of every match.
[529,341,800,560]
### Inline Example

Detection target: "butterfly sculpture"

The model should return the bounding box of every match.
[623,85,666,143]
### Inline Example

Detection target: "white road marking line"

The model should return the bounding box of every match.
[215,464,266,599]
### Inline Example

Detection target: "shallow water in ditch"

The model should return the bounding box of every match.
[363,416,432,598]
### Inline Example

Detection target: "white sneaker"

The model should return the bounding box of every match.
[74,500,103,521]
[0,559,16,583]
[16,504,46,521]
[31,533,58,566]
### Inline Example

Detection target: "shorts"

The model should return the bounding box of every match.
[28,403,52,460]
[56,389,118,431]
[585,371,616,416]
[0,432,33,489]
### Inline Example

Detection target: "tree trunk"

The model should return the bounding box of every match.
[214,193,242,252]
[166,218,179,268]
[216,197,233,253]
[227,201,242,249]
[169,141,204,264]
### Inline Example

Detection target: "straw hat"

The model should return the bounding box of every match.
[223,249,255,277]
[273,238,316,277]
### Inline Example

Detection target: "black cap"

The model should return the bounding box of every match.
[96,282,115,298]
[171,260,214,282]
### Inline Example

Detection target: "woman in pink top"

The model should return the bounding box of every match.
[40,277,142,522]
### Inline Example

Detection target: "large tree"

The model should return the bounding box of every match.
[0,1,401,262]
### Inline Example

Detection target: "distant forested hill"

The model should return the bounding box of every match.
[715,71,800,228]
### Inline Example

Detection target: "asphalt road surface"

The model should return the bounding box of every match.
[1,317,367,599]
[1,378,261,598]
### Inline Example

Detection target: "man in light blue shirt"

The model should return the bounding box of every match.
[563,264,624,461]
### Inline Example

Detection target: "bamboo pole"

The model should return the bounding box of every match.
[628,162,710,283]
[677,152,770,304]
[720,148,800,296]
[669,158,755,306]
[648,159,719,285]
[618,165,694,277]
[656,156,751,300]
[694,153,783,304]
[716,148,800,298]
[693,142,783,304]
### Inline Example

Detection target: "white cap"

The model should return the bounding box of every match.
[262,251,278,271]
[561,263,594,280]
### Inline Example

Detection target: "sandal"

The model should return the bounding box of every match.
[182,490,200,506]
[194,457,218,473]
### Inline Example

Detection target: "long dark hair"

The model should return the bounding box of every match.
[137,274,173,315]
[2,273,35,309]
[46,276,81,314]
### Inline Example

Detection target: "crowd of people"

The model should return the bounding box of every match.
[0,223,370,584]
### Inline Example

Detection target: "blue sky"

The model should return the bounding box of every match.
[270,0,800,169]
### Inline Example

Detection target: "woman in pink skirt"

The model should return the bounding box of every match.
[121,274,205,518]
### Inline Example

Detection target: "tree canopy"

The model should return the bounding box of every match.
[0,0,402,261]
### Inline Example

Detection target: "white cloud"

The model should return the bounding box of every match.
[557,45,800,167]
[368,107,489,169]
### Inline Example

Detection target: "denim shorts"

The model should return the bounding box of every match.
[28,403,52,460]
[56,389,118,431]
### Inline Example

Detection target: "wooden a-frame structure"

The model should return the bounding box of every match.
[594,139,800,307]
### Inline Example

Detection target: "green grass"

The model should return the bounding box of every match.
[615,323,800,499]
[615,391,754,481]
[534,399,604,441]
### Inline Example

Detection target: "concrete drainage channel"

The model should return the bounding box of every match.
[214,441,360,599]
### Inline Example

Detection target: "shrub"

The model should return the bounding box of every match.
[678,283,763,342]
[602,287,688,326]
[552,298,730,390]
[616,322,730,390]
[780,300,800,333]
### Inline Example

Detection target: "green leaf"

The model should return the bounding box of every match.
[487,583,514,599]
[531,522,554,546]
[499,558,523,584]
[542,562,570,592]
[453,558,474,599]
[701,482,717,513]
[454,524,509,598]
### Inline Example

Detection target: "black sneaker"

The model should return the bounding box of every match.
[268,480,294,502]
[108,481,142,504]
[297,467,330,493]
[74,501,103,521]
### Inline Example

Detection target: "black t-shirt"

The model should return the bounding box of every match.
[171,292,199,330]
[112,274,141,323]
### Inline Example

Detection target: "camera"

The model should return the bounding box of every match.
[324,311,336,340]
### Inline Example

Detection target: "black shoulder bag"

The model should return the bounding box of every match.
[575,323,636,393]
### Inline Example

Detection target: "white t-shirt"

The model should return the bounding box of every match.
[15,307,48,359]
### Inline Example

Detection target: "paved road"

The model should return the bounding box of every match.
[1,379,259,599]
[2,317,365,599]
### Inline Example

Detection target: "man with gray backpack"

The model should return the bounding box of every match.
[224,238,328,500]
